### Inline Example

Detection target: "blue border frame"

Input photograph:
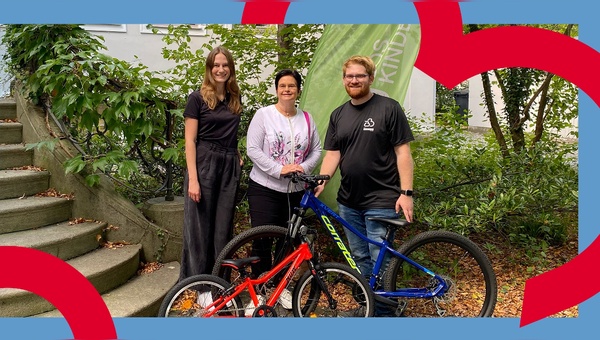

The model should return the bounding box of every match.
[0,1,595,339]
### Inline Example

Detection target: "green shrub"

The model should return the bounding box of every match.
[410,111,577,246]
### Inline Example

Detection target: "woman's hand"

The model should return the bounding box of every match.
[237,150,244,167]
[188,179,201,202]
[280,164,304,176]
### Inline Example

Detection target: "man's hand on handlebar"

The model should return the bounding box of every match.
[313,174,330,197]
[314,183,325,197]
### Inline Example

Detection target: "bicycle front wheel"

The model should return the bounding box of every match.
[158,275,244,317]
[212,225,291,282]
[292,262,374,317]
[383,230,497,317]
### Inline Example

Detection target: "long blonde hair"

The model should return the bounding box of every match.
[200,46,242,115]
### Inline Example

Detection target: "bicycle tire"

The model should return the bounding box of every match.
[158,274,244,317]
[383,230,497,317]
[292,262,375,317]
[212,225,291,282]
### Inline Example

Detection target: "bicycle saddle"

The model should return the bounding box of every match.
[221,256,261,270]
[367,217,410,229]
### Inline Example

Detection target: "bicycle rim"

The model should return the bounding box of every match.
[293,262,374,317]
[158,275,244,317]
[383,231,497,317]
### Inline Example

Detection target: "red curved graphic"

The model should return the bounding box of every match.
[520,235,600,326]
[414,1,600,106]
[0,246,117,340]
[241,0,291,24]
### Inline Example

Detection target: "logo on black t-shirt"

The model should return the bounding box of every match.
[363,118,375,131]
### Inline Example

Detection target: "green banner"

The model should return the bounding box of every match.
[299,24,421,210]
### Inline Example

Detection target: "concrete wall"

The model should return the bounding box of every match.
[405,67,436,128]
[0,27,11,97]
[86,24,208,72]
[468,74,501,129]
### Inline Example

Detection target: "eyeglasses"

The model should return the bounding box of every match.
[344,74,369,81]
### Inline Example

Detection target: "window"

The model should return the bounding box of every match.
[82,24,127,33]
[140,24,207,36]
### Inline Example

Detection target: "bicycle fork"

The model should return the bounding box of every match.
[306,260,338,310]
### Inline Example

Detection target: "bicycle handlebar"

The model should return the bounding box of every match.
[287,172,331,186]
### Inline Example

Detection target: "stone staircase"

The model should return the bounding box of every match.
[0,98,180,317]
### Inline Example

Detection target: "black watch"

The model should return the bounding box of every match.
[400,189,414,197]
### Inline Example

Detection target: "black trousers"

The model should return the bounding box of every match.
[247,178,303,274]
[179,141,240,280]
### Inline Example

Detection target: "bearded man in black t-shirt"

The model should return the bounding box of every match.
[315,56,415,293]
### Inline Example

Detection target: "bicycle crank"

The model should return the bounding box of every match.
[253,305,278,317]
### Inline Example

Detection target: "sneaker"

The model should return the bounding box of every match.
[197,291,215,311]
[244,295,266,317]
[277,288,292,310]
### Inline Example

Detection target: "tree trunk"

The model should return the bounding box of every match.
[503,68,528,152]
[481,71,510,158]
[468,24,510,157]
[531,74,553,145]
[532,24,574,145]
[508,110,526,152]
[277,24,292,65]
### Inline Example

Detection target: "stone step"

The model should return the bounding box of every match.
[0,144,33,170]
[0,244,142,317]
[0,196,73,234]
[0,99,16,121]
[36,261,181,317]
[0,169,50,200]
[0,220,106,261]
[0,122,22,144]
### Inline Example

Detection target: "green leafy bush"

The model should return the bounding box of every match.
[410,111,577,246]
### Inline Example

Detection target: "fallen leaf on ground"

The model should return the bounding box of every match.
[34,188,74,199]
[138,262,163,275]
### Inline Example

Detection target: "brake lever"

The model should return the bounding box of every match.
[284,172,299,183]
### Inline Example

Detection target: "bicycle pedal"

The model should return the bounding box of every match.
[373,294,398,307]
[395,300,407,317]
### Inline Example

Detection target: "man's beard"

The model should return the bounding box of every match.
[345,85,370,99]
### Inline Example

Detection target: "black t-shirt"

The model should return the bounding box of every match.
[324,93,414,209]
[183,91,240,148]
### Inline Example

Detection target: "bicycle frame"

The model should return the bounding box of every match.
[204,241,316,317]
[295,187,449,300]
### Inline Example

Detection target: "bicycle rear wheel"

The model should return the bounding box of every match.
[292,262,374,317]
[383,230,497,317]
[158,275,244,317]
[212,225,291,282]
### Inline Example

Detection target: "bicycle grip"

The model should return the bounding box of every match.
[314,175,331,181]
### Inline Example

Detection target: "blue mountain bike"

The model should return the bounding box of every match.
[213,173,497,317]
